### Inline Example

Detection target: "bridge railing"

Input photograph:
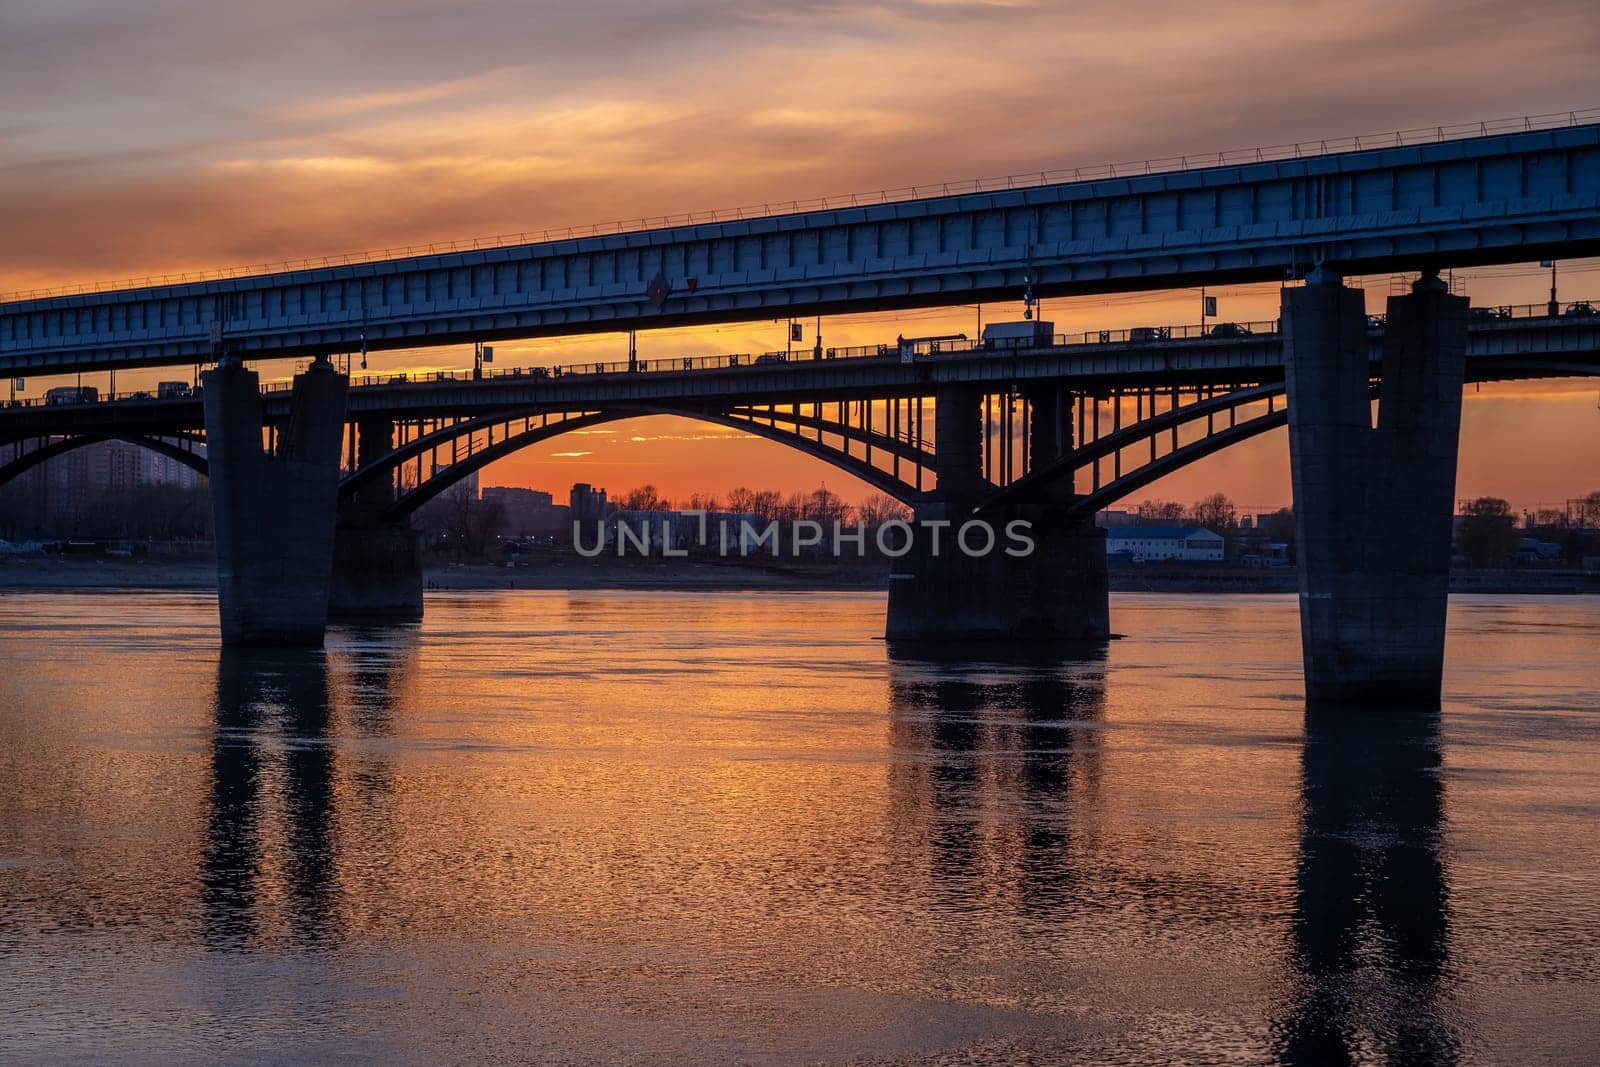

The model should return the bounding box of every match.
[3,299,1593,409]
[5,108,1597,304]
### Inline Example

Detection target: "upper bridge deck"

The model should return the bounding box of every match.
[3,116,1599,377]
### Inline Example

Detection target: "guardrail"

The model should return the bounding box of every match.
[3,107,1596,303]
[3,299,1593,410]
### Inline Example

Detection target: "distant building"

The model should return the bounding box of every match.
[1105,526,1225,562]
[570,482,608,524]
[483,485,568,536]
[605,510,690,551]
[44,439,202,524]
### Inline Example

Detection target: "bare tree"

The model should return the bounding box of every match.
[801,485,852,526]
[1578,490,1600,530]
[423,482,505,558]
[858,492,912,528]
[1458,497,1519,567]
[618,484,670,512]
[1137,499,1186,522]
[749,489,784,518]
[1188,492,1237,532]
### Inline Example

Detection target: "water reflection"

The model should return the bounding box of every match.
[201,647,341,951]
[884,645,1107,912]
[1276,707,1458,1064]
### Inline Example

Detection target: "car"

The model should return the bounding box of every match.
[1562,301,1599,318]
[1469,306,1505,321]
[753,353,787,365]
[1209,322,1252,338]
[1128,326,1168,342]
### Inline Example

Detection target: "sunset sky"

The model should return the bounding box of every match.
[3,0,1598,513]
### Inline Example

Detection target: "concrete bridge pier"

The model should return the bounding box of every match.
[1283,270,1468,706]
[329,417,424,621]
[202,357,348,646]
[885,385,1109,643]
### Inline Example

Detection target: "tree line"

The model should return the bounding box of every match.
[613,485,913,528]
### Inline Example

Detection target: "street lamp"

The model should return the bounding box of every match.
[1542,260,1558,316]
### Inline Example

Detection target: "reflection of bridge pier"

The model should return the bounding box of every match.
[1275,707,1456,1062]
[201,647,342,950]
[885,645,1107,906]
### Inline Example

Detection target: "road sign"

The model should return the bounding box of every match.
[1204,296,1217,317]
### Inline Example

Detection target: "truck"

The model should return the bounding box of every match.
[45,386,99,405]
[981,320,1054,350]
[157,381,192,399]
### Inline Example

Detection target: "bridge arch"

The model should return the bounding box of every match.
[0,433,209,491]
[379,405,929,520]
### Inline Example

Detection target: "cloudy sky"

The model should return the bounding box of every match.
[3,0,1597,510]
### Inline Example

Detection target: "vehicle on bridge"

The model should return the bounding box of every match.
[1209,322,1253,338]
[1128,326,1171,343]
[981,321,1053,350]
[157,381,192,399]
[753,353,788,365]
[1565,301,1599,318]
[44,386,98,405]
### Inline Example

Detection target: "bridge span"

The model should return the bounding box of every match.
[3,120,1599,375]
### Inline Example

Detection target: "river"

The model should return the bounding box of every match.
[1,591,1596,1064]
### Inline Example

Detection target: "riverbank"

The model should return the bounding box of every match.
[0,554,892,592]
[1,555,1594,594]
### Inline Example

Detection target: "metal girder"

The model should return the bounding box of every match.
[380,404,925,518]
[1063,410,1291,517]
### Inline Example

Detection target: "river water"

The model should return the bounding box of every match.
[0,591,1595,1064]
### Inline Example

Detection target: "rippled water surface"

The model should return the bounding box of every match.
[1,591,1596,1064]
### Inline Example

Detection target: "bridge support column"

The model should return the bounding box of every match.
[330,417,424,620]
[330,523,424,620]
[202,358,347,646]
[885,386,1109,643]
[1284,271,1467,706]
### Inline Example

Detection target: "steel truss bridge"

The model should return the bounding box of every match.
[4,303,1596,519]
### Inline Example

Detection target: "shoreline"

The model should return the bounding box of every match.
[2,556,1594,596]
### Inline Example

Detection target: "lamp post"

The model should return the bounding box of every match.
[1542,260,1558,316]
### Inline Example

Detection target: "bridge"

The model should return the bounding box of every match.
[4,117,1600,708]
